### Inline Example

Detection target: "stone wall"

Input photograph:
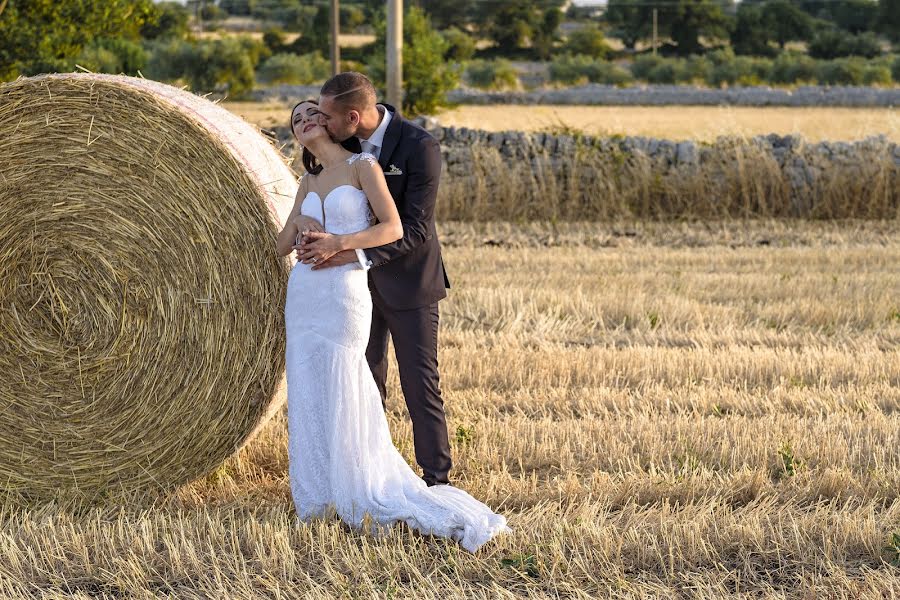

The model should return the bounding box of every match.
[252,83,900,107]
[267,121,899,219]
[446,84,900,107]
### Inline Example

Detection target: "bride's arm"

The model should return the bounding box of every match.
[302,160,402,259]
[275,176,323,257]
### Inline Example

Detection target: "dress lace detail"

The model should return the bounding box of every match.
[347,151,378,167]
[285,184,511,553]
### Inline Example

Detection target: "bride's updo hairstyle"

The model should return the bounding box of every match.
[290,98,324,175]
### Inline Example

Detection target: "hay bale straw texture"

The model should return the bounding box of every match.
[0,73,298,507]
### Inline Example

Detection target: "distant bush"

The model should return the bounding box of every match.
[631,55,666,80]
[257,52,330,85]
[75,47,121,74]
[709,56,772,86]
[144,37,255,97]
[862,64,892,85]
[549,55,633,85]
[465,59,520,90]
[232,35,270,69]
[199,3,225,23]
[340,5,367,31]
[442,27,476,62]
[251,3,317,32]
[809,30,883,59]
[562,24,611,59]
[816,57,867,84]
[141,1,190,40]
[769,52,817,84]
[262,28,287,54]
[76,38,148,75]
[893,56,900,82]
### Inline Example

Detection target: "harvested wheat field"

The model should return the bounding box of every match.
[0,219,897,598]
[224,102,899,143]
[436,105,900,143]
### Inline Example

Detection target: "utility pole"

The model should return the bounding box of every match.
[330,0,340,76]
[386,0,403,108]
[652,8,658,57]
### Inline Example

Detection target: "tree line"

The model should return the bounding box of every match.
[0,0,897,114]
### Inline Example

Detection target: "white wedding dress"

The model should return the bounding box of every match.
[284,153,511,553]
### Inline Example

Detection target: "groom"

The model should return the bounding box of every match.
[295,72,453,488]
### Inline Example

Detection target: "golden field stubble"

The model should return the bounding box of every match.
[0,220,898,598]
[223,102,900,144]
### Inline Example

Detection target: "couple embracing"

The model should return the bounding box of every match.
[274,72,511,553]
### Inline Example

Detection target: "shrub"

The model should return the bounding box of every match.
[262,28,287,55]
[631,54,666,80]
[442,27,476,62]
[76,38,148,75]
[683,56,712,82]
[465,59,520,90]
[893,56,900,82]
[563,24,611,58]
[646,60,679,84]
[809,30,883,59]
[549,55,633,85]
[75,47,121,74]
[145,37,255,97]
[141,1,190,40]
[861,65,892,85]
[769,52,817,84]
[707,54,771,86]
[257,52,330,85]
[816,57,866,85]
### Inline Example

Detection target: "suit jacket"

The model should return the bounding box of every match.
[342,104,450,311]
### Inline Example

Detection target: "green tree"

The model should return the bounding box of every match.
[367,6,459,115]
[442,27,476,62]
[808,29,883,58]
[0,0,156,80]
[731,4,775,55]
[879,0,900,41]
[140,2,190,40]
[563,23,612,58]
[219,0,256,16]
[660,0,732,56]
[766,0,813,49]
[831,0,879,33]
[605,0,653,51]
[414,0,476,30]
[533,7,563,59]
[474,0,565,55]
[145,37,256,97]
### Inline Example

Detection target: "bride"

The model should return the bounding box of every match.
[274,100,511,553]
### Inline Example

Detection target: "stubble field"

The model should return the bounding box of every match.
[1,220,898,598]
[223,102,899,143]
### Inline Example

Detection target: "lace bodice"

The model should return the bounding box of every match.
[297,153,376,236]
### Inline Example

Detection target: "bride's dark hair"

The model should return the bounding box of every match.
[290,98,323,176]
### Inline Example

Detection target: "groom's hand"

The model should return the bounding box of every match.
[311,249,358,270]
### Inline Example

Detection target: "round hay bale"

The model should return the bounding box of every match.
[0,73,298,507]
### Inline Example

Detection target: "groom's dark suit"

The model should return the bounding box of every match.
[341,103,452,486]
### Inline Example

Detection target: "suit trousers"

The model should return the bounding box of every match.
[365,283,452,486]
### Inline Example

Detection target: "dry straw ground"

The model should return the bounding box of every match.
[434,105,900,144]
[223,102,900,143]
[1,220,898,598]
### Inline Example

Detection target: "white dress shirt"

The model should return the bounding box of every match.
[355,106,392,271]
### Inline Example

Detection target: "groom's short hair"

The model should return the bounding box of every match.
[320,72,377,112]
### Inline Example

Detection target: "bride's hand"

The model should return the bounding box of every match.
[299,231,346,264]
[290,214,323,235]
